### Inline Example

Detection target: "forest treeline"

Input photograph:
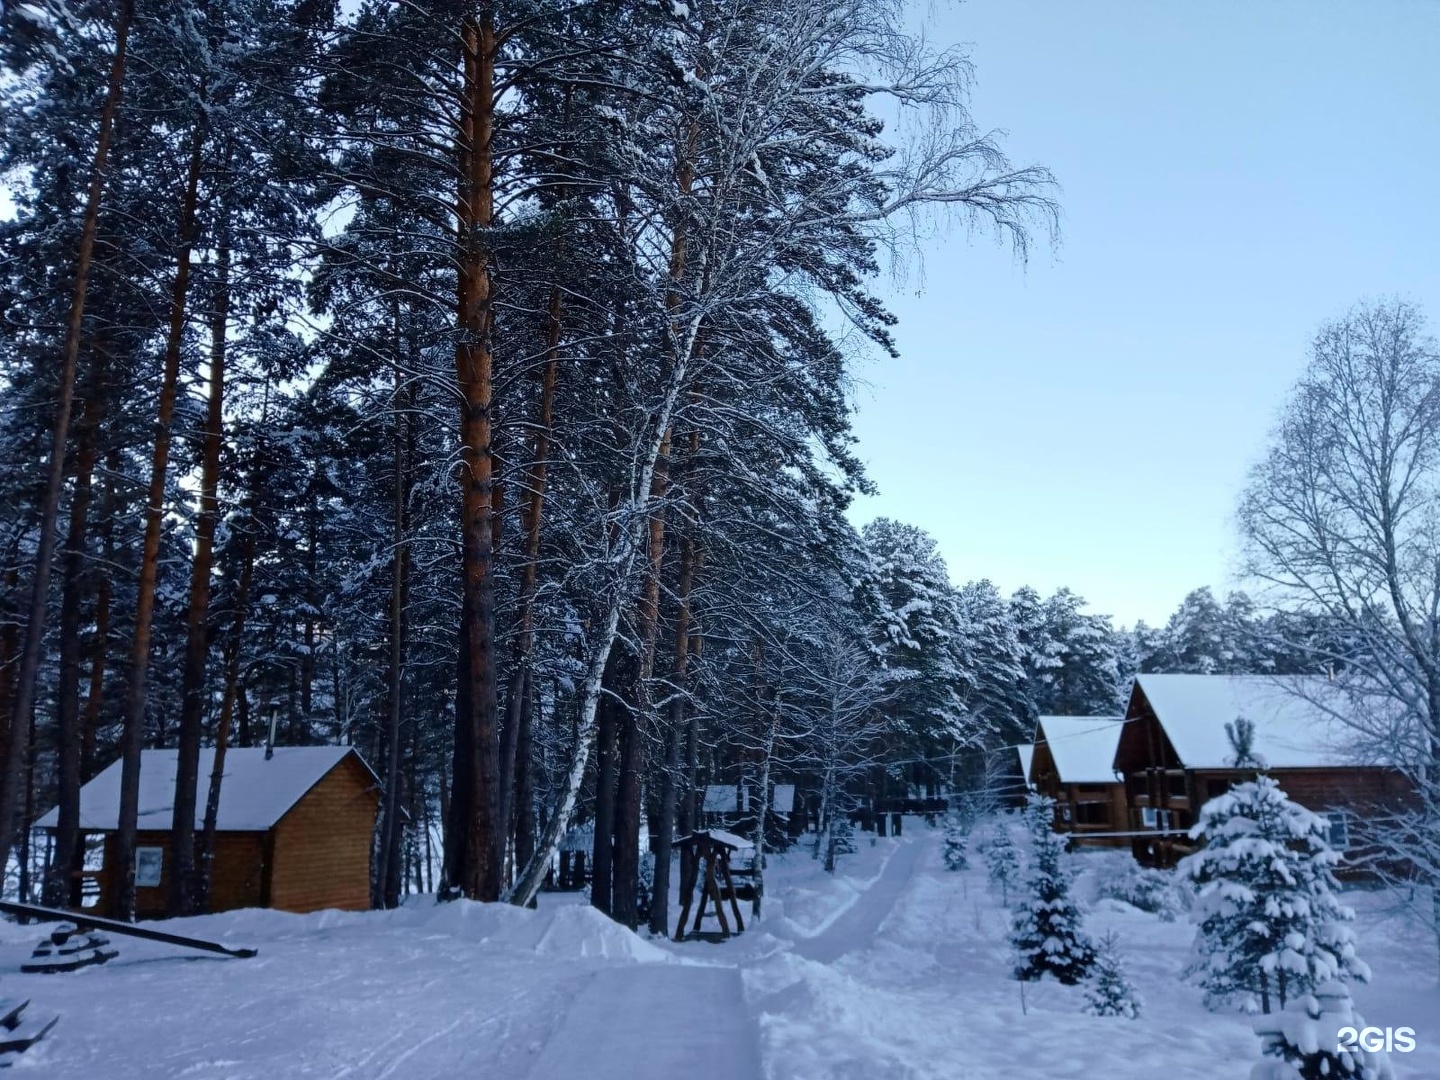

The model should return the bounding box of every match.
[0,0,1324,931]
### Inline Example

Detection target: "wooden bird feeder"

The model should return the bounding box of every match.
[673,830,748,942]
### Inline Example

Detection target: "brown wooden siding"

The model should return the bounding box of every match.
[1120,680,1418,870]
[1030,734,1127,848]
[100,831,265,919]
[268,754,379,913]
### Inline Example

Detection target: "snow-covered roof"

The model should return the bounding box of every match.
[680,829,753,851]
[1133,674,1362,769]
[1035,716,1124,784]
[35,746,372,832]
[560,822,595,852]
[1016,744,1035,785]
[702,785,740,813]
[772,784,795,814]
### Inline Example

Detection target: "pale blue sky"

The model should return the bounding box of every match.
[850,0,1439,626]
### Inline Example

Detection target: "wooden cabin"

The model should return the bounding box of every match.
[35,746,380,918]
[1028,716,1128,848]
[1115,674,1415,869]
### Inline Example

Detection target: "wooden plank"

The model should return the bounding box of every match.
[690,860,712,935]
[705,857,730,936]
[674,847,696,941]
[0,900,256,958]
[719,854,744,933]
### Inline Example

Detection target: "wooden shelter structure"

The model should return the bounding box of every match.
[554,823,594,891]
[1029,716,1128,848]
[1115,675,1415,869]
[34,746,380,918]
[673,830,747,941]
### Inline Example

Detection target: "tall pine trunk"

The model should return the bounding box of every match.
[591,675,618,915]
[197,417,265,911]
[43,367,105,908]
[612,429,672,929]
[169,211,230,917]
[498,284,561,883]
[375,334,410,910]
[449,5,502,903]
[81,453,118,782]
[650,527,697,934]
[0,0,132,877]
[513,670,536,883]
[115,115,206,920]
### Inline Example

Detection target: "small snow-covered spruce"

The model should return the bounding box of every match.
[1084,932,1142,1019]
[1251,980,1395,1080]
[1011,795,1095,984]
[942,813,969,871]
[1181,776,1370,1014]
[981,823,1022,906]
[831,816,857,857]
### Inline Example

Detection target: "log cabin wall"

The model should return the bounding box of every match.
[1116,679,1419,870]
[101,831,265,918]
[1115,691,1193,867]
[1030,736,1127,848]
[268,754,378,913]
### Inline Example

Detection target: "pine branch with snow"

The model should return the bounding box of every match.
[1250,980,1395,1080]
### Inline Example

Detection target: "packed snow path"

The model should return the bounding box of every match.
[524,965,760,1080]
[790,837,921,964]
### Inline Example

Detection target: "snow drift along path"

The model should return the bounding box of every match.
[790,837,920,964]
[525,965,760,1080]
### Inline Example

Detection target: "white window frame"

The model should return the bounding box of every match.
[1141,806,1158,829]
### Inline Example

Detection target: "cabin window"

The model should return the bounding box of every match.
[1074,801,1109,826]
[1327,811,1349,850]
[1141,806,1158,829]
[1059,802,1073,822]
[135,847,163,888]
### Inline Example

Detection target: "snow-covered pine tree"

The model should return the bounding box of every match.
[1011,795,1095,984]
[832,816,858,858]
[1181,776,1370,1013]
[981,822,1022,906]
[942,812,969,870]
[1251,980,1395,1080]
[1084,932,1142,1019]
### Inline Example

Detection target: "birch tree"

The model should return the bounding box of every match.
[1238,299,1440,968]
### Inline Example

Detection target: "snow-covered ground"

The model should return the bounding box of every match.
[3,822,1437,1078]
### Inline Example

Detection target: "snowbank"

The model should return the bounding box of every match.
[535,903,670,964]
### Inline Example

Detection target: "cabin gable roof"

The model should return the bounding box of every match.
[1126,674,1367,770]
[1033,716,1124,785]
[35,746,375,833]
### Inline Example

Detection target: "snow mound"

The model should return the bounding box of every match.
[535,904,669,964]
[413,896,545,947]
